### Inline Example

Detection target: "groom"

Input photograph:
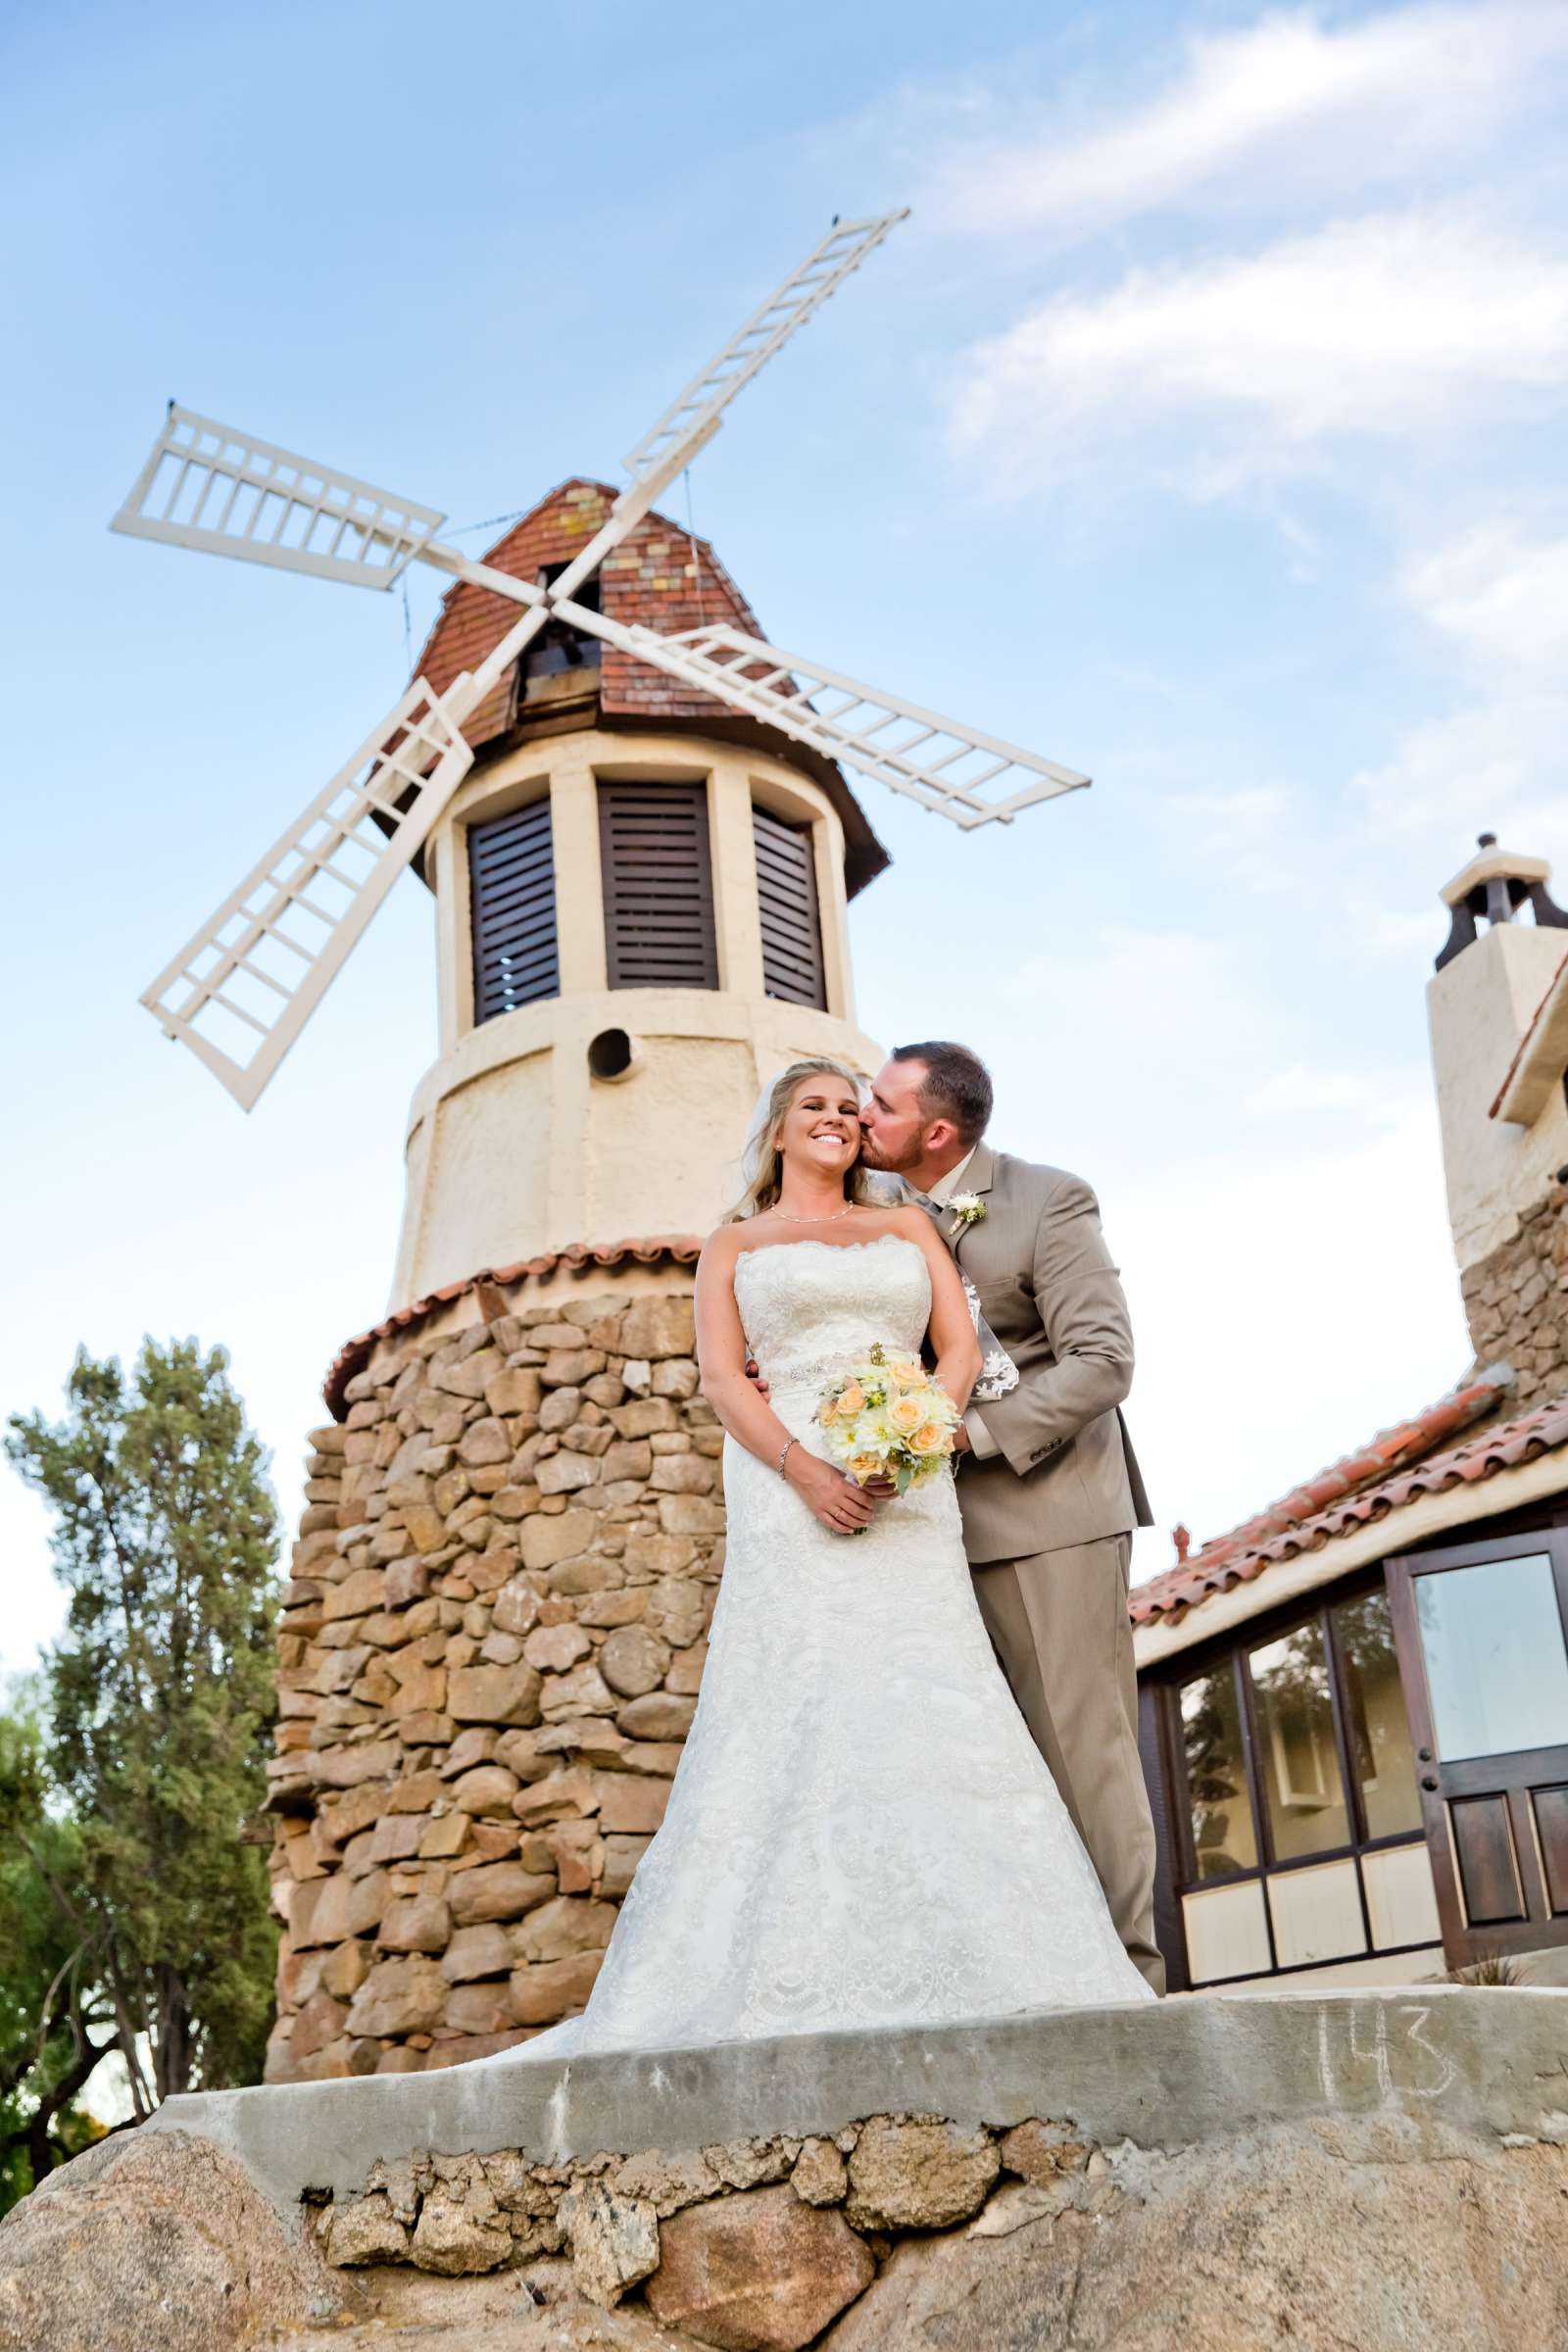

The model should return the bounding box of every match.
[859,1043,1164,1996]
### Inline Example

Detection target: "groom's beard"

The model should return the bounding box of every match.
[858,1126,921,1176]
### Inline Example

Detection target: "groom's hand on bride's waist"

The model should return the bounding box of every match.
[744,1357,771,1400]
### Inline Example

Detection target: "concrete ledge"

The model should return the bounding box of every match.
[153,1985,1568,2218]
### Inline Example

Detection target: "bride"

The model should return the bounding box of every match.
[513,1057,1152,2059]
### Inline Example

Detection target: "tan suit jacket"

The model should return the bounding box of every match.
[938,1143,1152,1564]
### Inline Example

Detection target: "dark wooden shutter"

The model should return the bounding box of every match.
[753,805,826,1008]
[469,799,559,1023]
[599,781,717,990]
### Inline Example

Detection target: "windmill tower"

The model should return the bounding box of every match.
[111,216,1094,2080]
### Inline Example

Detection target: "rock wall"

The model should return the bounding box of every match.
[1459,1177,1568,1409]
[268,1284,720,2081]
[300,2106,1568,2352]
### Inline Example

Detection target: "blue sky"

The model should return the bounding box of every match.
[5,0,1567,1674]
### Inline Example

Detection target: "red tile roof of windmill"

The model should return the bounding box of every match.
[1489,946,1568,1118]
[412,479,774,750]
[1129,1364,1568,1630]
[323,1236,704,1417]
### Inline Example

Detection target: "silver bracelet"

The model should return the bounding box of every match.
[778,1437,799,1478]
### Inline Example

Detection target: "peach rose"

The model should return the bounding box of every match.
[837,1383,865,1416]
[888,1396,923,1434]
[850,1452,883,1484]
[817,1395,839,1424]
[912,1422,947,1455]
[889,1358,926,1388]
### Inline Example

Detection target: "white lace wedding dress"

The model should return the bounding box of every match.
[513,1235,1152,2059]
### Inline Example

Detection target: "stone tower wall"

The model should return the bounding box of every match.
[266,1281,720,2081]
[1459,1176,1568,1413]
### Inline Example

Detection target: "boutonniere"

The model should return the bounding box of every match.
[949,1193,986,1230]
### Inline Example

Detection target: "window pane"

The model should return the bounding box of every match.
[1179,1667,1256,1880]
[1414,1553,1568,1762]
[1181,1881,1270,1984]
[1249,1619,1350,1861]
[1334,1589,1422,1839]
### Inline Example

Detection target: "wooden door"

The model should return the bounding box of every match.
[1387,1528,1568,1966]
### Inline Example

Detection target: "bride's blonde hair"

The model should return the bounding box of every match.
[723,1057,880,1223]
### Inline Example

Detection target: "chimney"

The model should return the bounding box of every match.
[1427,834,1568,1405]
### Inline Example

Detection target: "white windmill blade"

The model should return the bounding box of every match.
[557,606,1088,828]
[111,405,446,590]
[620,212,908,486]
[141,678,477,1108]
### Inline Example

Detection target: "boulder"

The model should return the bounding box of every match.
[823,2116,1568,2351]
[645,2181,874,2350]
[0,2128,335,2350]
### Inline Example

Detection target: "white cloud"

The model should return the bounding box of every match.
[1355,686,1568,853]
[950,210,1568,500]
[930,2,1568,241]
[1402,523,1568,673]
[1356,525,1568,849]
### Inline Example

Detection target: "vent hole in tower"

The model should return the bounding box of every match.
[588,1027,637,1083]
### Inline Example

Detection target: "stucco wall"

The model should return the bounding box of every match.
[1427,920,1568,1272]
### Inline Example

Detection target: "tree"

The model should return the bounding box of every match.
[5,1339,280,2130]
[0,1703,111,2209]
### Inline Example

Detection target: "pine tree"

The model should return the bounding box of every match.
[5,1339,280,2121]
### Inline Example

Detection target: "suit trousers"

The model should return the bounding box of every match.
[970,1533,1165,1995]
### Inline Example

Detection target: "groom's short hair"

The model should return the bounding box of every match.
[891,1041,994,1148]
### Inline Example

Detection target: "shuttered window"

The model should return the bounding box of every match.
[469,799,559,1023]
[753,806,826,1008]
[599,781,717,990]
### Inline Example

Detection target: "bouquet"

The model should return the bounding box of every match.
[815,1343,961,1496]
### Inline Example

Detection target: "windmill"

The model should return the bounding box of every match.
[111,210,1089,1115]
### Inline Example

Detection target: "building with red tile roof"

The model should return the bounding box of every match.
[1133,838,1568,2000]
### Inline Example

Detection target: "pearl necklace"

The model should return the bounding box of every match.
[773,1202,857,1225]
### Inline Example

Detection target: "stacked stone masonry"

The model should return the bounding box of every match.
[1460,1179,1568,1411]
[316,2111,1087,2346]
[268,1286,719,2081]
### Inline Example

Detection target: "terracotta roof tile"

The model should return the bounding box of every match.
[1127,1363,1568,1630]
[323,1236,703,1417]
[412,478,770,745]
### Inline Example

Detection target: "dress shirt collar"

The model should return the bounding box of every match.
[925,1145,979,1208]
